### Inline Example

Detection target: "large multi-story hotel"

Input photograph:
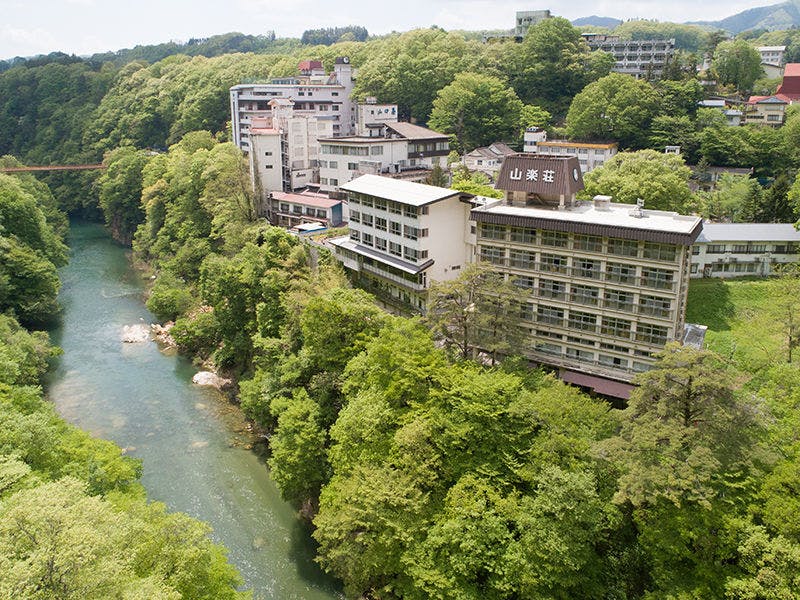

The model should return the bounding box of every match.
[472,154,702,392]
[330,154,702,397]
[230,57,356,153]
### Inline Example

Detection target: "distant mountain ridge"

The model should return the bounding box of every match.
[571,16,623,29]
[689,0,800,33]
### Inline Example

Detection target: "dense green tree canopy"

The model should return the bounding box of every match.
[582,149,694,212]
[712,39,763,93]
[566,73,660,149]
[428,72,524,152]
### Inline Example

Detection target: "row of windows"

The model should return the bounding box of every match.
[349,230,429,262]
[349,193,429,218]
[350,212,429,238]
[513,278,673,317]
[478,225,679,262]
[321,145,371,156]
[518,305,670,345]
[479,246,676,290]
[531,342,653,373]
[277,202,327,219]
[700,243,797,255]
[408,141,449,153]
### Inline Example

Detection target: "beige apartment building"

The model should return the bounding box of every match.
[472,154,701,392]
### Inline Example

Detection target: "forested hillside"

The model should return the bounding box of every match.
[0,172,248,598]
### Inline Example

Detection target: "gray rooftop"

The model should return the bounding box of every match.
[329,236,433,274]
[472,199,703,245]
[696,222,800,243]
[340,174,461,207]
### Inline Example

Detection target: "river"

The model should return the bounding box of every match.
[45,221,342,600]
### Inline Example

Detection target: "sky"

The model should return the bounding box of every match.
[0,0,775,61]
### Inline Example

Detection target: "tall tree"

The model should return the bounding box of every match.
[565,73,660,149]
[582,149,694,212]
[428,72,523,152]
[712,39,763,93]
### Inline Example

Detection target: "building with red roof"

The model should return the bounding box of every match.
[777,62,800,100]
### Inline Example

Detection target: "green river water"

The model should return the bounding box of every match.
[45,222,342,600]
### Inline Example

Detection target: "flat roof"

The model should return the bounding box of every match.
[340,174,461,207]
[271,191,340,209]
[385,122,449,140]
[695,222,800,243]
[329,236,434,274]
[472,200,702,245]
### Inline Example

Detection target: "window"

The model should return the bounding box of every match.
[540,231,568,247]
[480,224,506,240]
[361,213,373,227]
[389,241,402,257]
[480,246,505,265]
[599,354,628,368]
[404,225,419,240]
[264,164,273,169]
[539,279,566,300]
[510,227,536,243]
[608,238,639,257]
[374,199,386,211]
[375,237,387,251]
[570,284,599,306]
[513,276,535,290]
[641,267,674,290]
[348,162,358,171]
[264,151,273,156]
[601,316,632,339]
[509,250,535,269]
[279,203,290,212]
[388,202,401,215]
[350,210,360,223]
[639,295,671,318]
[371,146,383,155]
[330,179,338,186]
[566,347,594,361]
[643,242,677,262]
[732,244,748,253]
[362,233,373,246]
[349,230,360,242]
[573,234,602,252]
[706,244,726,254]
[403,206,418,218]
[635,323,669,346]
[568,310,597,332]
[375,217,387,231]
[537,306,564,326]
[519,303,535,321]
[540,253,567,274]
[606,262,637,285]
[604,290,634,311]
[329,161,338,169]
[750,244,767,253]
[535,342,562,356]
[404,247,419,261]
[574,258,601,279]
[389,221,401,235]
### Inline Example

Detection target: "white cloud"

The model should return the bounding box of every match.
[0,25,58,57]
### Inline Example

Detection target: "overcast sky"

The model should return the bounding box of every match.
[1,0,772,61]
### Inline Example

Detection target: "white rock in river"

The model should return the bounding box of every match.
[121,324,151,343]
[192,371,231,389]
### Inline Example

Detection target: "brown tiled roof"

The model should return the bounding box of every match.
[271,191,340,209]
[495,154,584,198]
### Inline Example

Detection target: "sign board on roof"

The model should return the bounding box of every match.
[495,154,584,199]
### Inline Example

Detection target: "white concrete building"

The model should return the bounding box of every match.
[757,45,786,66]
[330,174,472,311]
[523,132,618,173]
[471,154,701,393]
[691,223,800,278]
[582,33,676,79]
[462,142,515,179]
[515,10,551,38]
[248,99,335,193]
[318,122,450,192]
[230,57,356,153]
[261,190,344,229]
